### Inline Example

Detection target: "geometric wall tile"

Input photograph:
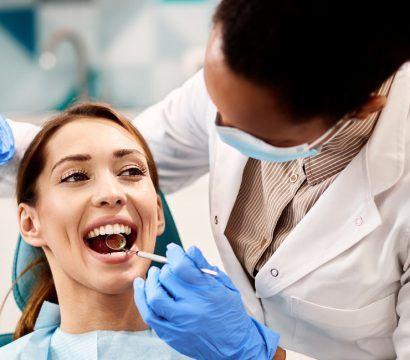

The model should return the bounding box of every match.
[0,7,37,57]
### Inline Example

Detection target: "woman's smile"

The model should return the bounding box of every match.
[82,215,140,265]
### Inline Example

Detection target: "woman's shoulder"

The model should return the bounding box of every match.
[0,332,37,358]
[0,327,56,360]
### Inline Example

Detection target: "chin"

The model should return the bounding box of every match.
[89,267,148,295]
[91,277,134,295]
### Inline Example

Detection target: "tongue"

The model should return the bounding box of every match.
[88,235,121,254]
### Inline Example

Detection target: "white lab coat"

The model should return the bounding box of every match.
[1,64,410,359]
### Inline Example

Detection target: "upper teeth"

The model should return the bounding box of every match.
[86,224,132,239]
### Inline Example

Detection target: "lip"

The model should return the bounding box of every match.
[82,215,139,265]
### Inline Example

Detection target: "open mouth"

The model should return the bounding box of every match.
[84,224,137,254]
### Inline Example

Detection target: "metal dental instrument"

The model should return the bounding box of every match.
[105,234,218,276]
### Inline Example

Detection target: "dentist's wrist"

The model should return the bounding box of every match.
[273,347,286,360]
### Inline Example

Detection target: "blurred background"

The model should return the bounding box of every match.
[0,0,217,115]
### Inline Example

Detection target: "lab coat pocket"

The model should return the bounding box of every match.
[291,294,398,343]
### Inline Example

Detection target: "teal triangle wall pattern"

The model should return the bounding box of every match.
[0,7,37,57]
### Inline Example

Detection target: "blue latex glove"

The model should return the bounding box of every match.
[0,115,15,165]
[134,243,280,360]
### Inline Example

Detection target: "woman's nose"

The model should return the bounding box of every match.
[92,178,127,208]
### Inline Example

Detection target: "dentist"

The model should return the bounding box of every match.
[2,0,410,359]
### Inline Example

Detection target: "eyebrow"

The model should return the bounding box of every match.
[51,154,91,172]
[51,149,146,173]
[113,148,147,159]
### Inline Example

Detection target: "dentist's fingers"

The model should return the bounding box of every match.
[133,277,188,348]
[187,246,237,291]
[133,277,166,325]
[165,243,185,264]
[166,243,217,285]
[144,267,177,320]
[185,246,213,270]
[159,264,191,302]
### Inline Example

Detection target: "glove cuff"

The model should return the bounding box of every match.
[250,317,280,360]
[0,115,15,165]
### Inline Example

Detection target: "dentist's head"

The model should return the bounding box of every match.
[14,103,164,338]
[204,0,410,160]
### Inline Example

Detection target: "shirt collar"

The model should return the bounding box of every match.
[303,75,395,186]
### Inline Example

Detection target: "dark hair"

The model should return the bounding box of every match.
[214,0,410,121]
[11,102,159,339]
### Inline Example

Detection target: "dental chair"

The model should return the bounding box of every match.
[0,192,181,347]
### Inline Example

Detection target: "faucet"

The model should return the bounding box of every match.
[39,28,89,100]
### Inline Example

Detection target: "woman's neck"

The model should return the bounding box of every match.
[52,267,148,334]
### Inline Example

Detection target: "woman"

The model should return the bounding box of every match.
[0,103,189,359]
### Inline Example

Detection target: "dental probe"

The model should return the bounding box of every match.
[105,234,218,276]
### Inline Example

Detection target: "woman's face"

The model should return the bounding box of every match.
[20,118,164,294]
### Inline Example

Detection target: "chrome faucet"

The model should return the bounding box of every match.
[39,28,89,100]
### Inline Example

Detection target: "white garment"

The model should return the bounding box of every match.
[2,64,410,359]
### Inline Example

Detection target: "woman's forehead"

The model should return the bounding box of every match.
[46,118,146,162]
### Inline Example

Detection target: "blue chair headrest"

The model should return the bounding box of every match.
[12,191,181,311]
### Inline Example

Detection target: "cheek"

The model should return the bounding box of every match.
[130,186,159,252]
[38,192,83,247]
[132,184,159,220]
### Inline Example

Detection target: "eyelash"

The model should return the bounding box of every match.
[60,166,146,183]
[120,165,147,178]
[60,169,89,183]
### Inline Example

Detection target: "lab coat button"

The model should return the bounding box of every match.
[355,217,363,226]
[270,268,279,277]
[289,174,298,183]
[214,216,219,225]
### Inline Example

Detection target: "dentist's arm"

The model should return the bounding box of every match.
[134,244,282,360]
[134,70,211,194]
[0,116,39,197]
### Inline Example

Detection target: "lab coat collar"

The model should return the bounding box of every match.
[210,136,266,320]
[255,147,382,297]
[365,65,409,196]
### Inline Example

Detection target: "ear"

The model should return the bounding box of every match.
[156,194,165,236]
[18,203,46,247]
[351,95,387,120]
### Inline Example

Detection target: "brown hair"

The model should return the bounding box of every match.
[11,102,159,339]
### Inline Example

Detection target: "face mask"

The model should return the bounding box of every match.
[215,115,353,163]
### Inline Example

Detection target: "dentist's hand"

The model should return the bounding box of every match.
[0,115,15,165]
[134,243,280,360]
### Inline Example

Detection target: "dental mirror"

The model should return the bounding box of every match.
[105,234,127,251]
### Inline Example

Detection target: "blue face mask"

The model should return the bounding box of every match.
[0,115,15,165]
[215,114,352,163]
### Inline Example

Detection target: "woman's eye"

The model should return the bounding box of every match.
[61,171,89,183]
[120,167,145,177]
